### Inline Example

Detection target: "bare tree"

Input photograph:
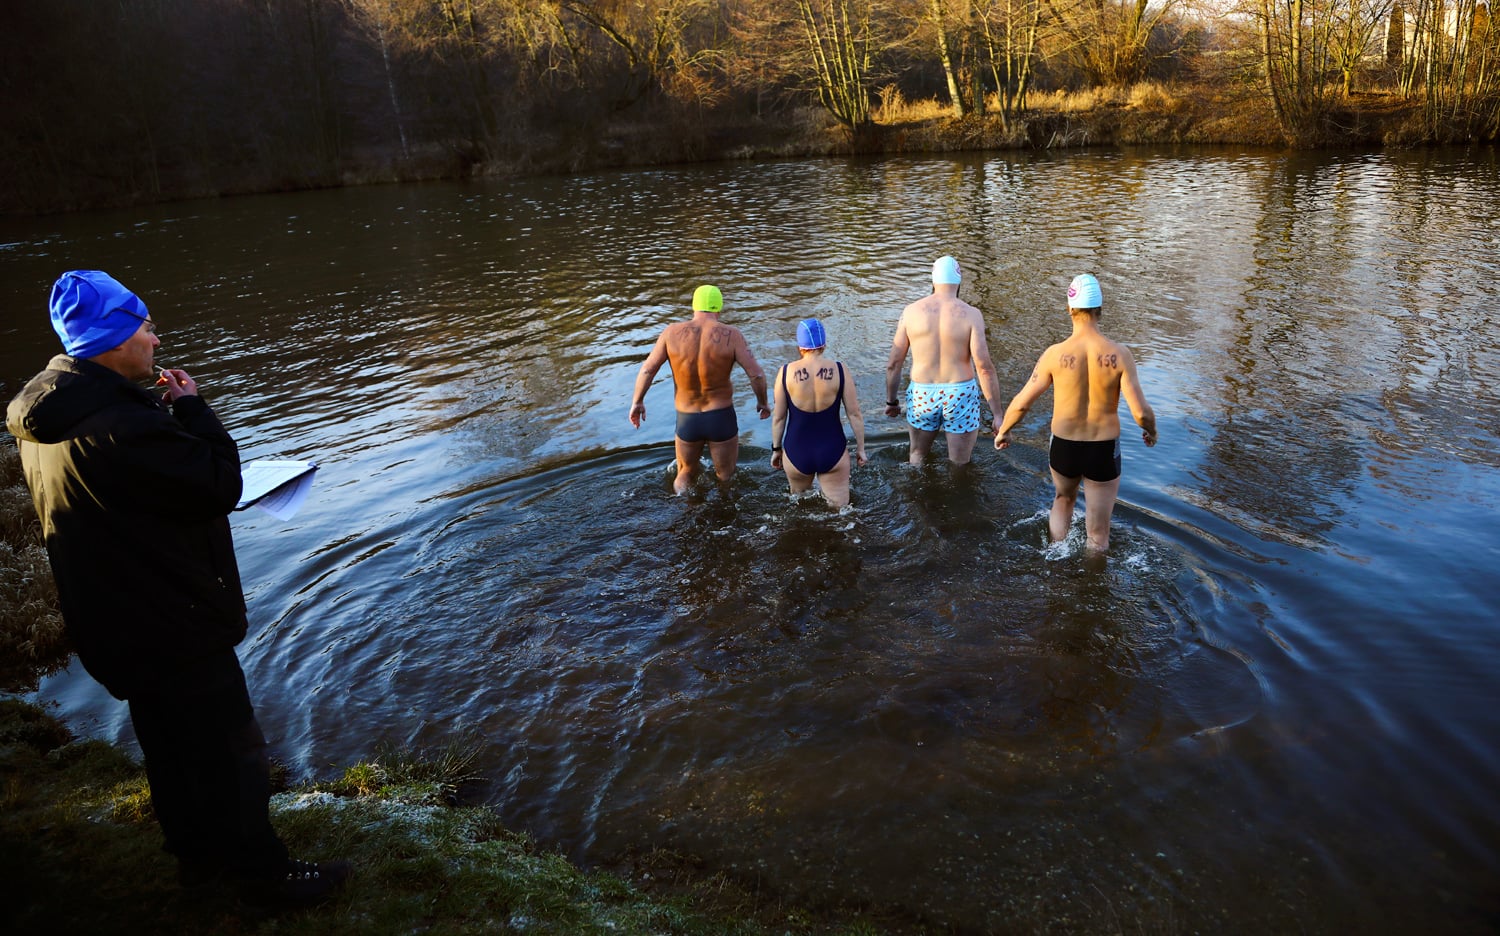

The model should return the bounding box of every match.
[1048,0,1181,86]
[1399,0,1500,138]
[341,0,412,158]
[543,0,720,107]
[1329,0,1396,95]
[1241,0,1332,141]
[795,0,880,127]
[975,0,1046,121]
[931,0,969,114]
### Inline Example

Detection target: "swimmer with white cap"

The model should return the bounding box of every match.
[884,256,1006,466]
[994,273,1158,552]
[629,284,771,493]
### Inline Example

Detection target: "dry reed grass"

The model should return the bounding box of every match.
[1,436,67,691]
[875,85,955,124]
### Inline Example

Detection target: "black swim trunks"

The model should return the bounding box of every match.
[1049,435,1121,482]
[676,406,738,443]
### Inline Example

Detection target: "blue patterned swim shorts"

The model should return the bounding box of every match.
[905,379,981,434]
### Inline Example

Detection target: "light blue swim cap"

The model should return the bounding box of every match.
[932,256,961,285]
[1067,273,1103,309]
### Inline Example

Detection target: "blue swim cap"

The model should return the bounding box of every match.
[796,318,827,350]
[49,270,150,358]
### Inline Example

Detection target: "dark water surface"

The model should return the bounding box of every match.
[4,147,1498,931]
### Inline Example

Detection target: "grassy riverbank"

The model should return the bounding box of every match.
[269,81,1436,191]
[1,439,886,933]
[558,81,1426,180]
[0,698,887,935]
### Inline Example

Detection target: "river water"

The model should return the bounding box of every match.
[3,147,1498,932]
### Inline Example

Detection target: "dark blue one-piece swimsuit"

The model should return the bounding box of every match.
[783,362,847,474]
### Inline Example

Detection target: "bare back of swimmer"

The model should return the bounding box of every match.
[629,284,769,493]
[995,273,1158,552]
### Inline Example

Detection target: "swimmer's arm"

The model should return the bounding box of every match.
[995,352,1052,450]
[1119,347,1158,447]
[968,316,1005,425]
[733,330,770,415]
[629,332,669,427]
[770,365,788,466]
[885,317,911,414]
[843,368,867,465]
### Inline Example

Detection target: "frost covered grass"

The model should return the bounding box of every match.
[0,699,885,934]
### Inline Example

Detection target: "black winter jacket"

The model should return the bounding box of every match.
[6,355,249,700]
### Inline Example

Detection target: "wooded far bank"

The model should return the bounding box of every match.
[3,0,1497,216]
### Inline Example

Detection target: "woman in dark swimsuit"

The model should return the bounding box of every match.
[770,318,868,507]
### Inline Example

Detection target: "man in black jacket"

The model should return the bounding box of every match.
[5,270,348,907]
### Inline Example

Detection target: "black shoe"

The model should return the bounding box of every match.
[178,861,225,888]
[240,858,352,910]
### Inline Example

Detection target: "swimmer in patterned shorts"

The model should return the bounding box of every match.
[885,256,1006,465]
[995,273,1158,553]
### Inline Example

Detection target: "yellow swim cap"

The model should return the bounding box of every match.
[692,284,723,313]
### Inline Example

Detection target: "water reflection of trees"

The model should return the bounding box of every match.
[1192,154,1372,549]
[1371,149,1500,480]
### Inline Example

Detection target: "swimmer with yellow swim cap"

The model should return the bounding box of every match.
[629,284,770,494]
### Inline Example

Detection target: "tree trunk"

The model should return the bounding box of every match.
[931,0,965,116]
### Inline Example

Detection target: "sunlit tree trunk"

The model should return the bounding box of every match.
[932,0,967,116]
[341,0,410,160]
[377,23,410,159]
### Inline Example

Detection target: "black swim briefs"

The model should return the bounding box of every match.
[1049,435,1121,482]
[675,406,739,443]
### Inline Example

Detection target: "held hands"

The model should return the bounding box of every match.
[156,368,198,402]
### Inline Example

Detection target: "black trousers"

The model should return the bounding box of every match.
[126,654,289,880]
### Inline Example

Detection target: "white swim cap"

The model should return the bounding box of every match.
[1067,273,1102,309]
[932,256,961,285]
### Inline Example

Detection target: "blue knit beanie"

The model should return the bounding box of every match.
[49,270,150,358]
